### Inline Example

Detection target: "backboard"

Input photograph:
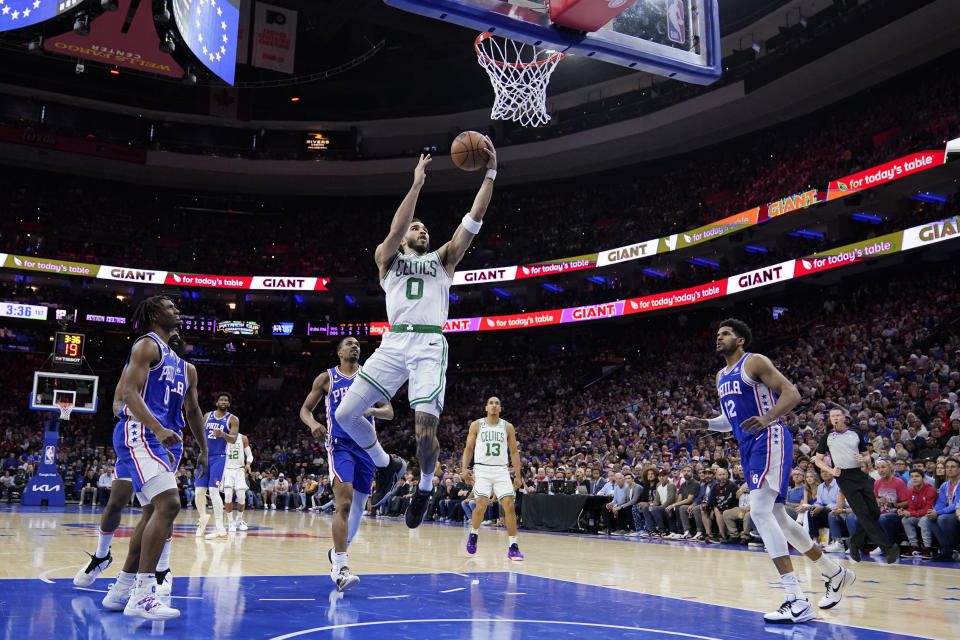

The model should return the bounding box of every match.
[383,0,721,84]
[30,371,99,415]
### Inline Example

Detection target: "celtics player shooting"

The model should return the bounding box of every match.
[334,139,498,530]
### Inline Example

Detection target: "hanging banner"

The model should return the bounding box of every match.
[251,1,297,73]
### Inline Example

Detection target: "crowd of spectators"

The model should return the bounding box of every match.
[1,50,958,287]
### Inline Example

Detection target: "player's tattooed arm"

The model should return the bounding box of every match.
[299,372,330,438]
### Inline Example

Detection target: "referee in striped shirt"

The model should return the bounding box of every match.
[814,407,899,563]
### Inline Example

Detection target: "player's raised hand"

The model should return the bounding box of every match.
[414,153,432,186]
[679,416,708,431]
[481,135,497,170]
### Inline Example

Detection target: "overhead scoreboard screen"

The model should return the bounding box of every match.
[172,0,241,85]
[0,0,79,34]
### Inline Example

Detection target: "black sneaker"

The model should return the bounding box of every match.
[848,545,862,563]
[73,550,113,587]
[884,545,900,565]
[371,455,407,508]
[404,489,433,529]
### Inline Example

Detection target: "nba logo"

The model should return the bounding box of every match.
[667,0,686,44]
[44,446,55,465]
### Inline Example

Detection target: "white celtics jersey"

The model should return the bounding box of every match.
[382,250,451,326]
[225,434,245,469]
[474,419,508,466]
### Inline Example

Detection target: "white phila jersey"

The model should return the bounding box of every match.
[225,433,247,469]
[381,251,451,326]
[474,418,508,466]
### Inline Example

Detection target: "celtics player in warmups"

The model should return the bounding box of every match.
[461,397,524,560]
[223,432,253,533]
[300,337,395,591]
[334,138,498,529]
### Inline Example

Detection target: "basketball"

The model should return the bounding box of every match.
[450,131,488,172]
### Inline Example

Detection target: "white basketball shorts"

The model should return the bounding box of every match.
[222,468,249,491]
[357,331,448,417]
[472,465,515,500]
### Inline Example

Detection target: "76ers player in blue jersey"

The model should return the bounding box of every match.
[102,296,208,621]
[682,319,854,625]
[194,393,240,539]
[300,337,395,591]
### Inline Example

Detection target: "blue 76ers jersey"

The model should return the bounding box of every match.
[717,352,793,495]
[120,333,185,432]
[166,357,187,436]
[325,367,374,443]
[205,411,232,456]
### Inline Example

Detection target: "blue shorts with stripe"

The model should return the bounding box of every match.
[328,437,375,494]
[195,455,227,489]
[740,423,792,503]
[112,418,175,494]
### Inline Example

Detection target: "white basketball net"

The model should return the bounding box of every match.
[475,33,565,128]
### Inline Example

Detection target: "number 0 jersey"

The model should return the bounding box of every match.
[474,418,508,466]
[381,251,451,327]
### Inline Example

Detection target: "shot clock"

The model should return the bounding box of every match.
[53,332,85,369]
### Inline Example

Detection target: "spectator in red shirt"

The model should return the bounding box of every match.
[874,459,910,551]
[898,469,938,557]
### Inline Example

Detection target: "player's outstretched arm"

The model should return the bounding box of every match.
[184,362,209,474]
[506,422,523,490]
[460,420,480,484]
[299,372,330,437]
[680,415,732,432]
[376,154,432,277]
[121,338,181,448]
[740,354,801,432]
[439,136,497,273]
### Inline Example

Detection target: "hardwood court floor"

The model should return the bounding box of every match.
[0,505,957,639]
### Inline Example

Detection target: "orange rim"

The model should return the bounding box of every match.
[474,32,565,69]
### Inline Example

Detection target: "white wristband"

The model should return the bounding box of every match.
[484,168,497,182]
[461,213,482,235]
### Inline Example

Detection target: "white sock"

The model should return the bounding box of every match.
[227,511,235,524]
[96,530,113,557]
[471,528,479,535]
[509,536,518,546]
[117,570,136,585]
[333,552,348,572]
[813,553,840,577]
[156,538,173,572]
[238,510,245,522]
[779,572,805,601]
[135,573,155,592]
[419,472,433,492]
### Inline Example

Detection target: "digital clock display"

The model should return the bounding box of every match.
[0,302,48,321]
[53,332,85,368]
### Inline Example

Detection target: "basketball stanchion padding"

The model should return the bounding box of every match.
[475,32,565,128]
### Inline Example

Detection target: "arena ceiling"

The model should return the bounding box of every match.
[0,0,790,120]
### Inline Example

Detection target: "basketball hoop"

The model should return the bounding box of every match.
[474,32,565,128]
[54,391,76,421]
[56,399,74,421]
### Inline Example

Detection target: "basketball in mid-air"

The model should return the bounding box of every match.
[450,131,488,171]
